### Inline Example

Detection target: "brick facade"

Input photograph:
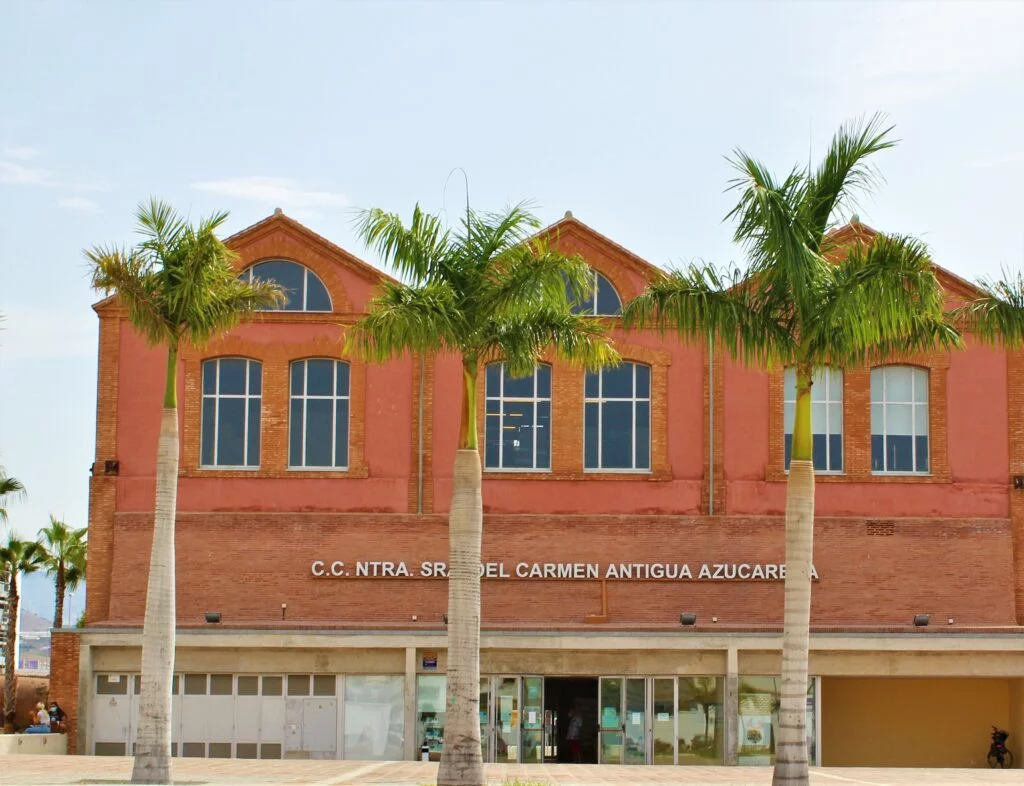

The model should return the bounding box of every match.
[49,630,80,754]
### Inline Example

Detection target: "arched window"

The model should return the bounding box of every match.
[243,260,332,311]
[201,358,262,468]
[584,362,650,470]
[570,269,622,316]
[784,366,843,472]
[871,366,929,473]
[484,363,551,470]
[289,359,350,469]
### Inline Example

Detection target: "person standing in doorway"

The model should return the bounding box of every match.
[566,708,583,763]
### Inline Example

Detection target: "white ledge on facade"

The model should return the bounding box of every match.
[0,733,68,755]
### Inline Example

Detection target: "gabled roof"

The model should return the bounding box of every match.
[537,211,663,282]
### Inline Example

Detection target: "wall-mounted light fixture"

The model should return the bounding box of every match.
[442,614,448,625]
[913,614,930,627]
[679,613,697,626]
[204,612,221,624]
[281,603,287,621]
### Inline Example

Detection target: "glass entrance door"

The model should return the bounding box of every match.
[598,677,623,764]
[623,678,646,765]
[651,677,675,764]
[599,676,654,764]
[492,676,519,762]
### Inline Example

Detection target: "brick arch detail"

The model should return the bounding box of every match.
[180,330,367,478]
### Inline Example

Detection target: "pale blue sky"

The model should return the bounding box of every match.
[1,0,1023,616]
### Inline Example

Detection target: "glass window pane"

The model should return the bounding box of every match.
[486,398,500,415]
[502,401,535,468]
[584,402,599,468]
[288,675,310,696]
[784,402,795,436]
[248,361,261,395]
[237,742,258,759]
[289,399,304,467]
[417,675,446,761]
[828,367,843,400]
[261,743,282,759]
[812,434,827,471]
[262,676,282,696]
[784,434,793,470]
[913,368,929,402]
[503,368,535,398]
[602,363,634,399]
[216,399,245,465]
[828,403,842,436]
[237,676,258,696]
[914,403,928,436]
[313,675,336,696]
[305,399,333,467]
[306,274,332,311]
[596,273,622,315]
[184,674,207,695]
[571,279,595,315]
[811,370,827,401]
[210,674,232,695]
[536,364,551,398]
[536,401,551,470]
[201,399,216,466]
[886,367,913,401]
[635,400,650,470]
[335,399,349,468]
[811,402,826,435]
[291,361,305,395]
[870,368,883,402]
[829,434,843,472]
[218,358,246,395]
[336,361,350,396]
[253,260,305,311]
[585,371,600,398]
[344,676,405,760]
[202,361,216,394]
[678,677,723,765]
[738,677,780,766]
[871,435,884,471]
[601,400,634,469]
[635,364,650,399]
[887,435,914,472]
[485,364,501,396]
[246,398,260,466]
[307,359,334,396]
[887,403,913,435]
[915,436,929,472]
[485,412,501,469]
[96,674,128,695]
[870,403,883,435]
[784,367,796,400]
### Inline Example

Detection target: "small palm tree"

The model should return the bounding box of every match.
[0,468,25,523]
[624,116,960,786]
[956,271,1024,346]
[38,516,88,628]
[87,199,283,784]
[1,533,44,724]
[350,202,618,786]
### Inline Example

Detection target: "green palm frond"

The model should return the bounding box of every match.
[0,534,45,576]
[0,468,25,524]
[952,271,1024,347]
[458,202,542,271]
[622,264,796,366]
[482,241,590,319]
[483,307,621,377]
[346,280,464,362]
[804,114,896,243]
[355,205,453,283]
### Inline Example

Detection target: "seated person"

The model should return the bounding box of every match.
[48,702,67,733]
[26,703,51,734]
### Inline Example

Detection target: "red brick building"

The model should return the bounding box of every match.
[51,210,1024,767]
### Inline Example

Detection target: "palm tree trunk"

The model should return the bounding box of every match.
[132,344,179,784]
[438,361,484,786]
[773,365,814,786]
[3,572,18,727]
[53,564,65,629]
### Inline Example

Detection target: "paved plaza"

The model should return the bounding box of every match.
[0,757,1021,786]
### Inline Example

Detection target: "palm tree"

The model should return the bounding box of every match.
[0,468,25,523]
[624,116,960,786]
[87,199,284,784]
[956,271,1024,345]
[350,202,618,786]
[1,533,44,725]
[38,516,88,628]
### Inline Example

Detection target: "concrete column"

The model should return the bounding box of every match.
[77,643,92,757]
[724,646,739,766]
[404,647,417,761]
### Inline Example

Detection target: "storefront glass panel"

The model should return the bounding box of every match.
[678,676,724,764]
[738,677,816,766]
[416,675,446,761]
[344,676,404,760]
[494,677,519,762]
[624,678,646,765]
[521,677,544,763]
[479,678,489,762]
[598,677,623,764]
[652,678,675,765]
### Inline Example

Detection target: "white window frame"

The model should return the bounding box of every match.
[484,363,551,472]
[288,359,350,470]
[574,269,622,316]
[201,358,261,470]
[245,260,332,312]
[584,362,651,473]
[871,365,930,475]
[784,366,844,474]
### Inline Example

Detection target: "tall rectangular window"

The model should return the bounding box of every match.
[289,359,350,469]
[484,363,551,471]
[201,358,261,468]
[584,362,650,471]
[871,366,929,473]
[784,367,843,472]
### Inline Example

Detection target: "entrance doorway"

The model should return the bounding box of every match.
[543,677,598,763]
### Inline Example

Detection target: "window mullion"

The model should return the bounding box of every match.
[213,361,220,466]
[302,363,309,469]
[243,360,250,466]
[331,361,337,468]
